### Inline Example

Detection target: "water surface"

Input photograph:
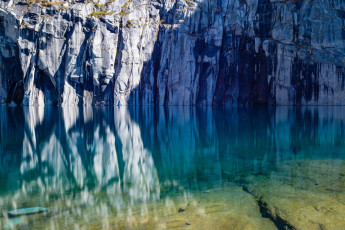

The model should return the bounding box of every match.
[0,106,345,229]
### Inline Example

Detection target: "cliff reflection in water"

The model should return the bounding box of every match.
[1,106,345,229]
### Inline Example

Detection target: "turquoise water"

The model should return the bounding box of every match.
[0,106,345,229]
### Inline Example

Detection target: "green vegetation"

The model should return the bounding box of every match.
[89,10,112,17]
[19,0,66,7]
[88,0,118,18]
[105,0,115,7]
[41,1,66,6]
[94,2,104,9]
[120,0,132,12]
[118,11,130,16]
[87,0,132,19]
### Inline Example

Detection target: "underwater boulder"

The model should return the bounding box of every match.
[8,207,48,217]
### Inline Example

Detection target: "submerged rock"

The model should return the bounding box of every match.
[8,207,48,217]
[116,184,277,230]
[243,160,345,230]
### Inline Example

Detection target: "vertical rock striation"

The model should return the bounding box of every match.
[0,0,344,106]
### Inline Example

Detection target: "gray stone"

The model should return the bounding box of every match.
[0,0,344,106]
[8,207,48,216]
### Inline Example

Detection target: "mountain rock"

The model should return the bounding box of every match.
[0,0,344,106]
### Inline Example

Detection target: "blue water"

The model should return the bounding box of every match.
[0,106,345,229]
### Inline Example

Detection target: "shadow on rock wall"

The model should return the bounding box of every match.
[128,0,345,106]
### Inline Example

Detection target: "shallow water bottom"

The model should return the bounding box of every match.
[2,184,276,230]
[1,159,344,230]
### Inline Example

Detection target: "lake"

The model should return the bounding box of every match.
[0,106,345,229]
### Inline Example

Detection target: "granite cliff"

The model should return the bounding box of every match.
[0,0,344,106]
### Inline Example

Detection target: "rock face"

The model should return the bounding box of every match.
[0,0,344,106]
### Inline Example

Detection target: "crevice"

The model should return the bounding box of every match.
[112,18,125,105]
[241,185,295,230]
